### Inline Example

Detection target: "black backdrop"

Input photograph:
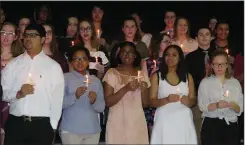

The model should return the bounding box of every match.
[1,1,244,51]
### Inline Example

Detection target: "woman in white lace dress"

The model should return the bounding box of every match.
[150,45,197,144]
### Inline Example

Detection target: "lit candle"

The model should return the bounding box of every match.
[167,31,170,35]
[180,44,183,49]
[225,49,230,56]
[96,29,101,39]
[95,56,98,64]
[136,71,143,82]
[71,41,74,46]
[84,75,89,87]
[28,73,34,85]
[153,60,157,68]
[225,90,229,97]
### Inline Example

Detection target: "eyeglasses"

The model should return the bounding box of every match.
[80,27,92,33]
[72,57,89,62]
[0,31,15,37]
[121,52,135,57]
[23,33,40,38]
[212,63,227,68]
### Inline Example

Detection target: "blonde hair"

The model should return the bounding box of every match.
[208,49,232,79]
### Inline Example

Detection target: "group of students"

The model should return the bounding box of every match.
[0,3,244,145]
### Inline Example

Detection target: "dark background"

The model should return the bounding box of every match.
[1,1,244,51]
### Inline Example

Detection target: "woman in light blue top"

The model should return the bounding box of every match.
[198,50,243,145]
[60,45,105,144]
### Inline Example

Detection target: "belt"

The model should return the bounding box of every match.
[22,115,48,122]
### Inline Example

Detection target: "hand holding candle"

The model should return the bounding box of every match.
[153,60,157,68]
[27,73,35,85]
[84,75,90,87]
[136,71,143,82]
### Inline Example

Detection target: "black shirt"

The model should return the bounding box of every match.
[185,47,215,93]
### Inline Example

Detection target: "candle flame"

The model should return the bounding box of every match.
[167,32,170,35]
[153,60,157,68]
[29,73,32,77]
[225,90,229,97]
[225,49,229,55]
[95,56,98,63]
[180,44,183,48]
[71,41,74,46]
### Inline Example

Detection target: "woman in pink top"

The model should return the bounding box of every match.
[103,41,150,144]
[171,17,198,55]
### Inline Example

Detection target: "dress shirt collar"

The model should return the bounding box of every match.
[23,50,46,61]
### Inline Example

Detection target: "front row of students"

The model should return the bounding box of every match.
[60,43,242,145]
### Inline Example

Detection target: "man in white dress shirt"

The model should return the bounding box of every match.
[1,23,64,145]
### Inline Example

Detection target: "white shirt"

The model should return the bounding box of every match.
[141,33,152,49]
[1,51,65,129]
[198,76,243,125]
[89,51,109,69]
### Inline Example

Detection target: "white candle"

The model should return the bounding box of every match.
[71,41,74,46]
[96,29,101,39]
[28,73,34,85]
[167,31,170,35]
[95,56,98,63]
[153,60,157,68]
[85,75,89,87]
[225,90,229,97]
[180,44,183,49]
[225,49,230,57]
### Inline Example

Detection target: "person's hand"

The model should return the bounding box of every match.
[88,91,97,104]
[139,81,148,90]
[217,100,229,109]
[95,63,105,74]
[167,94,180,103]
[126,79,139,92]
[75,86,87,99]
[17,84,35,99]
[180,95,190,106]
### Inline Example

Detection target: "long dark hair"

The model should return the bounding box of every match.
[159,45,188,82]
[121,16,141,42]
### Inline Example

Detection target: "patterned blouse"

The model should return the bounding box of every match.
[144,57,162,127]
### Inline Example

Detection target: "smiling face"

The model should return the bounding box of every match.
[71,50,89,73]
[196,28,211,47]
[165,47,180,67]
[164,11,176,28]
[119,45,136,66]
[122,20,137,39]
[216,23,229,40]
[1,24,17,47]
[79,21,92,41]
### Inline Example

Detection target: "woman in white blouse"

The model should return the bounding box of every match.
[198,50,243,145]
